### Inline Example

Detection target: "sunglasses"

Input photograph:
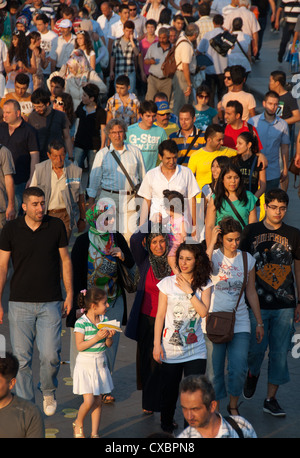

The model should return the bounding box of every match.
[224,76,232,80]
[54,99,64,106]
[76,30,85,35]
[198,94,209,98]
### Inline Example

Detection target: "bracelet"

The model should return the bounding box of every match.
[257,323,264,327]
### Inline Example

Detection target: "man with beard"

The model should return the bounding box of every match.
[248,91,290,193]
[177,375,257,438]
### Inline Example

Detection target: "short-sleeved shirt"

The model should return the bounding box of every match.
[138,163,200,219]
[28,108,67,161]
[74,102,106,150]
[240,221,300,310]
[0,120,39,184]
[221,91,256,121]
[213,190,257,226]
[0,93,33,121]
[187,146,237,193]
[126,122,167,171]
[175,35,196,73]
[0,395,45,438]
[277,91,299,120]
[0,146,15,212]
[223,121,263,150]
[74,314,108,353]
[169,127,206,167]
[0,215,68,302]
[157,275,212,363]
[248,113,290,181]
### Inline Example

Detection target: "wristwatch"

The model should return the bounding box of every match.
[187,291,195,300]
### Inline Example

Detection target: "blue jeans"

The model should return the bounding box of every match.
[8,301,62,402]
[266,178,280,193]
[248,308,294,386]
[14,182,26,215]
[73,147,97,174]
[205,332,250,400]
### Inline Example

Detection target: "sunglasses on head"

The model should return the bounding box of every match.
[54,99,64,106]
[76,30,85,35]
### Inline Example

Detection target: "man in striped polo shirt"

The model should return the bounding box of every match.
[169,104,205,167]
[275,0,300,62]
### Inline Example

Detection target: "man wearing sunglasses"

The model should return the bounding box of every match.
[240,188,300,418]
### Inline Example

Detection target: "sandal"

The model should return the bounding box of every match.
[72,421,85,438]
[227,402,242,416]
[102,393,115,404]
[143,409,154,415]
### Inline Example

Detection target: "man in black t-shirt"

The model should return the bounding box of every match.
[240,189,300,417]
[0,187,73,417]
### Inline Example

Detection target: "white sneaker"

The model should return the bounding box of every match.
[43,393,57,416]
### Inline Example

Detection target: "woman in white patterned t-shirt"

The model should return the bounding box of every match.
[72,287,116,438]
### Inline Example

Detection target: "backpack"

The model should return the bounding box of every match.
[161,39,191,78]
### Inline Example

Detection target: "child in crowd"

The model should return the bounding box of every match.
[105,74,140,126]
[163,190,189,274]
[72,287,115,438]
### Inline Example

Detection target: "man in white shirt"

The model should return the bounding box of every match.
[107,4,137,55]
[138,139,200,235]
[49,19,76,72]
[222,0,239,17]
[35,13,57,79]
[173,23,199,117]
[87,118,146,242]
[97,1,120,46]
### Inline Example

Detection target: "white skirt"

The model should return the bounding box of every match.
[73,351,114,395]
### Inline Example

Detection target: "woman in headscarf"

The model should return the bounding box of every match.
[125,221,173,416]
[47,48,107,110]
[67,198,135,403]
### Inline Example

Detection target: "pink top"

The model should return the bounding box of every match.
[139,36,158,75]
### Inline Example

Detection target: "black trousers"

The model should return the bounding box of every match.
[278,22,296,60]
[160,358,206,428]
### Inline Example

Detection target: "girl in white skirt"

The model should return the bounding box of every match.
[72,287,116,438]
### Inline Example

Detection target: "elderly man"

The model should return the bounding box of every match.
[30,140,86,240]
[144,27,173,103]
[87,118,146,242]
[173,23,199,117]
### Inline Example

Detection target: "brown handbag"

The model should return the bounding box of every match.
[206,251,248,344]
[288,157,300,188]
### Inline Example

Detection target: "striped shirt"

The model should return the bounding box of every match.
[279,0,300,23]
[86,143,146,198]
[74,314,108,353]
[169,127,206,166]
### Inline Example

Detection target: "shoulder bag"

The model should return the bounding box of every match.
[206,251,248,344]
[110,149,140,197]
[224,196,246,229]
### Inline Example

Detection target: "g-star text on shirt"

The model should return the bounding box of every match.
[128,133,161,148]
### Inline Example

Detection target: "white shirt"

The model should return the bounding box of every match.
[87,143,146,198]
[49,34,76,68]
[138,163,200,220]
[108,19,138,41]
[0,39,7,73]
[223,6,261,36]
[205,249,256,334]
[157,275,212,363]
[40,29,58,74]
[97,12,120,45]
[228,31,252,73]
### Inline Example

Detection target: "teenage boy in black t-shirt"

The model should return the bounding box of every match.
[240,189,300,417]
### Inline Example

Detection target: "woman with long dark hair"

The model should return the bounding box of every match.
[205,216,264,416]
[153,242,212,433]
[205,160,257,246]
[4,30,36,92]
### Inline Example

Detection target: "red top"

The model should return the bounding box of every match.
[223,121,263,150]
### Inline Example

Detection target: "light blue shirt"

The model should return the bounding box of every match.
[126,123,167,172]
[248,112,290,181]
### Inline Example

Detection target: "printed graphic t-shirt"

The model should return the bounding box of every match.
[157,275,212,363]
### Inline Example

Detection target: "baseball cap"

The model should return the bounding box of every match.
[59,19,73,28]
[156,101,171,114]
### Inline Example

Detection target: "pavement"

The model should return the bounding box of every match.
[1,24,300,442]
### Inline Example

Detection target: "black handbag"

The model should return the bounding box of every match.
[209,31,237,57]
[116,260,138,294]
[110,149,140,197]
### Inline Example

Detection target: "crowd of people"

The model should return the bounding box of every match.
[0,0,300,440]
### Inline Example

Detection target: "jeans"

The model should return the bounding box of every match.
[14,182,26,216]
[8,301,62,402]
[248,308,294,386]
[278,22,296,61]
[205,332,250,400]
[266,178,280,193]
[73,147,97,175]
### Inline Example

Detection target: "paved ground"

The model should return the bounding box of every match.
[1,25,300,441]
